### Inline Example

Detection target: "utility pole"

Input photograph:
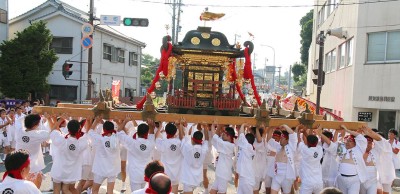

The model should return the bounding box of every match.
[277,66,281,87]
[316,31,325,114]
[175,0,182,43]
[171,0,176,44]
[86,0,94,100]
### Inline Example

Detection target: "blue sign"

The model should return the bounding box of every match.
[81,36,93,49]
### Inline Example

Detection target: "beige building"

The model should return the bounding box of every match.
[307,0,400,134]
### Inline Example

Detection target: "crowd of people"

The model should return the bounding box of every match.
[0,107,400,194]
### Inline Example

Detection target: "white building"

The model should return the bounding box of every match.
[307,0,400,134]
[0,0,8,44]
[9,0,145,103]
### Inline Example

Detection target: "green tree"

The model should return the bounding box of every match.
[291,62,306,82]
[0,21,58,99]
[300,9,313,67]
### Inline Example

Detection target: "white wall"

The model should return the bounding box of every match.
[9,2,144,102]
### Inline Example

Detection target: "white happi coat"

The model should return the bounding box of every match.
[0,176,41,194]
[338,134,367,183]
[180,136,209,186]
[156,136,183,183]
[270,133,298,180]
[117,132,155,184]
[15,121,50,173]
[50,130,88,182]
[89,130,121,178]
[322,141,339,183]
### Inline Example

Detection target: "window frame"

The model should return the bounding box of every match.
[50,37,73,54]
[49,85,77,101]
[103,44,112,60]
[367,31,400,63]
[0,8,7,24]
[129,52,139,66]
[118,49,125,63]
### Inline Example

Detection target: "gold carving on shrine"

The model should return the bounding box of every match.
[177,54,230,65]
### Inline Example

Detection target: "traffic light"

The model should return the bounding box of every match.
[62,62,73,79]
[312,69,325,85]
[122,18,149,27]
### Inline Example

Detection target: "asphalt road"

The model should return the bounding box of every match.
[1,153,400,194]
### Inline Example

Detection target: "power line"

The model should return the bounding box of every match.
[127,0,400,8]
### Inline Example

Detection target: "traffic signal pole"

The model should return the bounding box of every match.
[87,0,94,100]
[316,31,325,114]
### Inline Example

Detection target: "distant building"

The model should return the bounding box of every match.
[0,0,8,44]
[9,0,145,103]
[307,0,400,133]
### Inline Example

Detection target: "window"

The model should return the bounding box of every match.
[103,44,112,60]
[325,49,336,72]
[326,1,331,17]
[0,9,6,24]
[50,37,73,54]
[339,43,346,68]
[129,52,138,66]
[346,38,353,66]
[325,52,331,72]
[118,49,125,63]
[367,31,400,62]
[50,85,77,101]
[331,49,336,71]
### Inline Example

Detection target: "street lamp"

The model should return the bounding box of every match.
[260,44,275,90]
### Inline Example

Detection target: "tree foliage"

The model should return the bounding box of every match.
[291,62,306,82]
[300,9,313,67]
[0,21,58,99]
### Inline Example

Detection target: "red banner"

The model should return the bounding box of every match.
[112,80,121,103]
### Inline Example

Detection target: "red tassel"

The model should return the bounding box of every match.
[137,43,172,110]
[243,47,261,106]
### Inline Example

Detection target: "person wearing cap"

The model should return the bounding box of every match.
[298,125,323,194]
[336,125,367,194]
[317,127,339,188]
[50,117,88,194]
[180,121,209,194]
[15,113,51,188]
[270,124,297,194]
[235,123,256,194]
[87,116,121,194]
[264,128,282,194]
[360,127,395,194]
[209,123,236,194]
[0,149,41,193]
[155,120,184,194]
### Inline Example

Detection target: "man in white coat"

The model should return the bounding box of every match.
[0,150,41,194]
[270,124,297,194]
[336,125,367,194]
[118,118,156,191]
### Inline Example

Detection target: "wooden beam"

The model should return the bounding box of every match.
[33,106,366,130]
[57,103,94,109]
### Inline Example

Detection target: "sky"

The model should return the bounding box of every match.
[8,0,314,73]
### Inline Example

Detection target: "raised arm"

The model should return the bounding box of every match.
[204,123,209,141]
[316,125,332,145]
[255,124,262,143]
[361,126,382,141]
[341,125,361,137]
